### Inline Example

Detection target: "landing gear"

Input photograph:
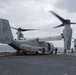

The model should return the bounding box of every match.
[16,50,27,56]
[42,48,45,55]
[16,50,20,56]
[74,45,76,50]
[64,49,66,54]
[50,51,53,54]
[36,52,38,55]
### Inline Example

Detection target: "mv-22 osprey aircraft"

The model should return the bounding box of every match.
[0,11,75,54]
[0,18,62,55]
[50,11,76,53]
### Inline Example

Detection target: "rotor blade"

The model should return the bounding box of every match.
[21,29,39,31]
[11,27,18,30]
[53,24,64,28]
[11,27,39,31]
[50,11,65,23]
[70,22,76,24]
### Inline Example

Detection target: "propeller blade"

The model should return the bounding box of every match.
[11,27,39,31]
[20,29,39,31]
[70,22,76,24]
[11,27,18,30]
[50,11,65,23]
[53,24,64,28]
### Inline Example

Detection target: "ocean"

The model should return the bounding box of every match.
[0,45,16,52]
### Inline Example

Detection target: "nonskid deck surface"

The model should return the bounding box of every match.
[0,53,76,75]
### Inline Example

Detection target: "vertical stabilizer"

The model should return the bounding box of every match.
[0,19,13,44]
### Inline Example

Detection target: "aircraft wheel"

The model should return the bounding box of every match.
[42,48,45,55]
[50,51,53,54]
[36,52,38,55]
[24,52,27,55]
[17,50,27,56]
[64,49,66,54]
[16,50,21,56]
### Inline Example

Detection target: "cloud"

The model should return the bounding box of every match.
[55,0,76,13]
[0,0,60,34]
[0,0,50,26]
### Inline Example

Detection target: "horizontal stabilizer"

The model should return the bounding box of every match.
[0,19,13,44]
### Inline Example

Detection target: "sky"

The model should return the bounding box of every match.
[0,0,76,48]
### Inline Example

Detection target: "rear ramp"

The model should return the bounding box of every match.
[0,19,13,44]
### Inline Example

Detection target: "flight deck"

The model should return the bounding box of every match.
[0,54,76,75]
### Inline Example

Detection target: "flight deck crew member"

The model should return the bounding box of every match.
[55,47,58,54]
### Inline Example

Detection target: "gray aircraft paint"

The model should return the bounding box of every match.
[0,19,13,44]
[63,24,72,50]
[16,31,24,40]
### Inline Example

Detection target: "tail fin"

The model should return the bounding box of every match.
[0,19,13,44]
